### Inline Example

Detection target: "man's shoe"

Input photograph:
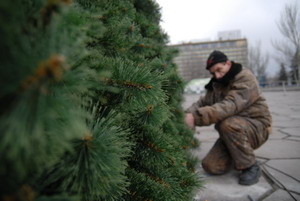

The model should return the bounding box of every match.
[239,163,261,185]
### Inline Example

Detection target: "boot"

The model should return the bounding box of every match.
[239,163,261,185]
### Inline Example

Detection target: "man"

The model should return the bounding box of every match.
[185,50,272,185]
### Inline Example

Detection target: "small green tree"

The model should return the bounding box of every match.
[278,63,288,82]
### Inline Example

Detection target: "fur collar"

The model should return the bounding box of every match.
[205,61,243,90]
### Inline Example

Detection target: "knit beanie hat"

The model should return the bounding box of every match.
[206,50,228,69]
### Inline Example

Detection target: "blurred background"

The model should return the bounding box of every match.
[156,0,300,93]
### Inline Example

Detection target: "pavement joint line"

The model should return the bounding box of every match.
[263,138,290,141]
[257,158,270,165]
[285,138,300,142]
[266,138,288,141]
[247,195,255,201]
[288,135,300,138]
[278,128,292,138]
[256,156,270,160]
[261,165,298,201]
[257,157,300,160]
[264,163,300,183]
[282,136,292,140]
[257,188,276,201]
[270,111,283,116]
[279,126,300,128]
[270,125,300,129]
[289,190,300,195]
[259,169,278,201]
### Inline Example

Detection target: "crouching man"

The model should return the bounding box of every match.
[185,50,272,185]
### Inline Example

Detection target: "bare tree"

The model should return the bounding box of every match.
[248,41,269,84]
[273,2,300,84]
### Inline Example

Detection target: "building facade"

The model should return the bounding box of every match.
[171,38,248,81]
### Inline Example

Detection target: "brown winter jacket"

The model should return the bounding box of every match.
[186,62,272,127]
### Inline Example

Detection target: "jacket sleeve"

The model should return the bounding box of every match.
[185,95,206,114]
[185,94,207,115]
[194,72,260,126]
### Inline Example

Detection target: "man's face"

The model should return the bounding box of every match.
[209,60,231,80]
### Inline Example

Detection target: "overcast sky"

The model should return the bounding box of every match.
[155,0,298,76]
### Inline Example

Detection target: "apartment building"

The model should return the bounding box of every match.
[171,38,248,81]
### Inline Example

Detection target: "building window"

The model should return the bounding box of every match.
[211,43,218,48]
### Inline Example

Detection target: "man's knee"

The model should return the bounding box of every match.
[202,157,231,175]
[217,117,245,136]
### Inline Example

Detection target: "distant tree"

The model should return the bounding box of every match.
[273,2,300,84]
[248,41,269,85]
[278,63,288,82]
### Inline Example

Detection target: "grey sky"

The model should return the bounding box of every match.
[156,0,298,76]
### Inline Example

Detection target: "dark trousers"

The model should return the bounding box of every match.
[202,116,270,174]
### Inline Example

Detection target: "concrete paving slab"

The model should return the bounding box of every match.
[285,137,300,142]
[263,165,300,193]
[271,112,291,120]
[286,134,300,138]
[193,169,272,201]
[284,108,299,115]
[195,126,218,142]
[255,140,300,159]
[196,134,218,143]
[264,91,300,103]
[266,159,300,181]
[191,141,215,161]
[270,109,295,116]
[281,127,300,137]
[257,158,268,165]
[270,119,300,128]
[182,94,201,110]
[263,189,300,201]
[290,114,300,119]
[195,125,215,133]
[269,128,288,139]
[271,118,289,123]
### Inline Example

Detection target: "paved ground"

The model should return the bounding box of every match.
[182,91,300,201]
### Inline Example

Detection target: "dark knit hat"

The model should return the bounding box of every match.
[206,50,228,69]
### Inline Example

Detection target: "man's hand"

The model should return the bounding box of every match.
[185,113,195,130]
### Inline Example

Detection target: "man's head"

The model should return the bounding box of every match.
[206,50,231,80]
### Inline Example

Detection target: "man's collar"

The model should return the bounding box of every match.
[205,61,243,90]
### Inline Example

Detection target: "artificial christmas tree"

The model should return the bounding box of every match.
[0,0,131,200]
[0,0,93,199]
[76,1,201,200]
[0,0,201,200]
